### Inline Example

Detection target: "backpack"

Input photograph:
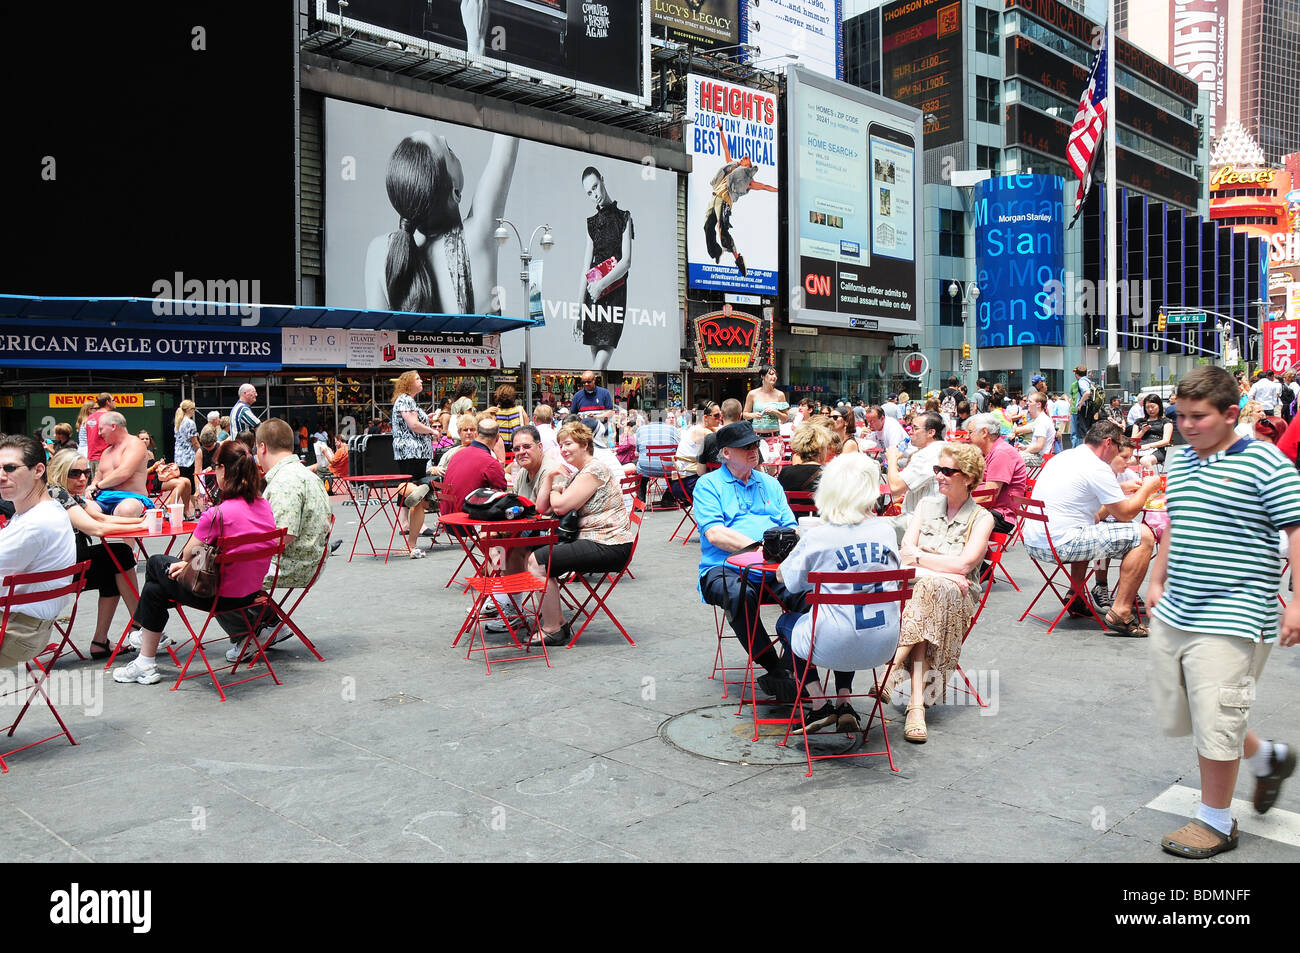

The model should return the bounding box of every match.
[1079,380,1105,427]
[461,489,537,521]
[941,390,958,418]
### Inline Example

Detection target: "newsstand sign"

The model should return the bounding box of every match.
[693,305,762,372]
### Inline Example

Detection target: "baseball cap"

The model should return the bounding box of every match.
[1030,374,1045,384]
[714,422,761,450]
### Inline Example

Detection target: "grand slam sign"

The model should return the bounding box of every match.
[974,175,1065,347]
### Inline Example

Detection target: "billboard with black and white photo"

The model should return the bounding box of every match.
[786,66,923,333]
[686,74,780,295]
[316,0,648,103]
[323,98,681,373]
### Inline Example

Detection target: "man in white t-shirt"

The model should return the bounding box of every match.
[1249,370,1284,415]
[884,411,945,542]
[862,406,908,453]
[0,436,77,668]
[1015,392,1057,467]
[1022,420,1162,635]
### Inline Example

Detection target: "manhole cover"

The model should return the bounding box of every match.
[660,704,892,766]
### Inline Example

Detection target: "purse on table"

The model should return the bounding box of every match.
[762,527,799,563]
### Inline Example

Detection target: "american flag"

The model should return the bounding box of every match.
[1067,26,1107,220]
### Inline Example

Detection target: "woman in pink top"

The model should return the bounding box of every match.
[114,442,277,685]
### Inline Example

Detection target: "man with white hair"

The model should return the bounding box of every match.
[967,412,1027,533]
[230,383,260,435]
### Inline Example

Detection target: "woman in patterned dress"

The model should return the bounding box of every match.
[879,442,994,744]
[390,371,438,559]
[526,421,634,646]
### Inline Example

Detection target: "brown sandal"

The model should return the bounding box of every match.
[903,704,927,744]
[1104,609,1149,638]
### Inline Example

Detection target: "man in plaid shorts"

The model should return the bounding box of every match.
[1021,420,1163,636]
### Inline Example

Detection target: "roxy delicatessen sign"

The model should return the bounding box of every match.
[692,305,762,372]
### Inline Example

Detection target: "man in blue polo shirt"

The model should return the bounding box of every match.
[694,422,801,701]
[570,371,614,433]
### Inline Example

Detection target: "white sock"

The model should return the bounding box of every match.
[138,654,156,668]
[1196,802,1234,835]
[1247,740,1286,777]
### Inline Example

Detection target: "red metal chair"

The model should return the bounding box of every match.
[562,498,645,648]
[666,468,698,544]
[1011,495,1107,633]
[785,489,818,517]
[232,515,335,663]
[940,531,1011,708]
[459,519,560,673]
[0,561,91,772]
[780,568,916,777]
[166,528,289,701]
[642,445,678,511]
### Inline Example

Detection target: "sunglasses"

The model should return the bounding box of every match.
[933,465,963,477]
[830,414,844,420]
[0,463,29,473]
[67,468,90,479]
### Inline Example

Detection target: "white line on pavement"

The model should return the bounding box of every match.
[1146,784,1300,848]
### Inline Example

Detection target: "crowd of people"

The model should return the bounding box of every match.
[4,363,1299,862]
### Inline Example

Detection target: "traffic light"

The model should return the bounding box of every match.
[962,342,971,359]
[1156,311,1167,332]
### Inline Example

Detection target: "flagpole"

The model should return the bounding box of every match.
[1104,1,1119,371]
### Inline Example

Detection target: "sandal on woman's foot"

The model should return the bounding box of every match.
[530,623,571,648]
[1103,609,1148,638]
[903,704,928,744]
[89,640,129,660]
[867,680,892,706]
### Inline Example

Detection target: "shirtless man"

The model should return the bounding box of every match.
[86,412,151,517]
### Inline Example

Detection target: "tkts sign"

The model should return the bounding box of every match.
[1263,319,1300,374]
[693,305,761,372]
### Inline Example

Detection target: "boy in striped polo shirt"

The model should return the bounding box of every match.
[1148,366,1300,858]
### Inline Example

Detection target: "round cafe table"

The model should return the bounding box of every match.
[99,520,199,667]
[724,550,792,742]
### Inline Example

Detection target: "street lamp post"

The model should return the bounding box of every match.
[949,281,981,397]
[494,219,554,415]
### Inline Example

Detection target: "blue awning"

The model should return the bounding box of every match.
[0,294,537,334]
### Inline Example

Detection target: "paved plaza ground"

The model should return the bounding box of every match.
[3,497,1299,864]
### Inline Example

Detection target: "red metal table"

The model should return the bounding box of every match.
[99,521,199,667]
[338,474,412,562]
[725,550,794,742]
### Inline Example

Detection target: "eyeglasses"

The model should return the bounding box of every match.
[67,468,90,479]
[933,465,962,477]
[0,463,29,474]
[830,414,843,420]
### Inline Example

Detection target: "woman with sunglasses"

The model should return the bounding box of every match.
[1254,416,1287,446]
[44,450,147,658]
[1132,395,1174,468]
[114,442,275,686]
[828,409,859,455]
[673,401,720,496]
[876,442,994,744]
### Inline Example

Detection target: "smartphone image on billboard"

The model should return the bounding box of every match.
[868,123,915,261]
